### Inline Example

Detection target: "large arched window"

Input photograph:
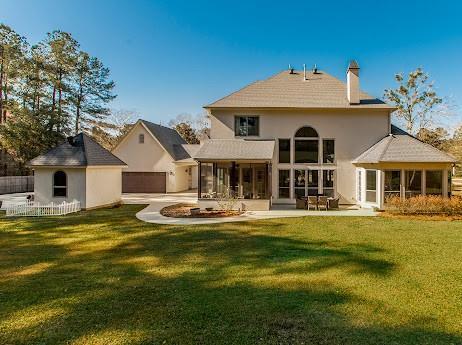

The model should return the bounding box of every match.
[294,126,319,163]
[295,126,318,138]
[53,171,67,197]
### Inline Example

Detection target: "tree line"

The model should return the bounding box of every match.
[0,23,129,170]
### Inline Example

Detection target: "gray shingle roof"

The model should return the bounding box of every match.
[205,70,395,109]
[141,120,190,161]
[28,133,127,167]
[194,139,275,161]
[353,125,457,164]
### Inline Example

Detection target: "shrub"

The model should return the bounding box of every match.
[385,195,462,215]
[216,188,240,211]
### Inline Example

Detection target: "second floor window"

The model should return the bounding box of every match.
[323,139,335,163]
[278,139,290,163]
[235,116,259,136]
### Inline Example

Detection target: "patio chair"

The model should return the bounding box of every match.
[328,197,339,209]
[318,196,329,211]
[296,197,306,209]
[307,196,318,210]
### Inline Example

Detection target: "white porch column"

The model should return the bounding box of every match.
[422,170,426,196]
[377,170,385,209]
[400,169,405,200]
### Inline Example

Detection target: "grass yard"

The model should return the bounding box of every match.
[0,205,461,345]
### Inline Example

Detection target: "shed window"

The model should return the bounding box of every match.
[53,171,67,197]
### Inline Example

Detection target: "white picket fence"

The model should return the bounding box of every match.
[5,200,81,217]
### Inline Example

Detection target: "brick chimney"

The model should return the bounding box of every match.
[347,60,360,104]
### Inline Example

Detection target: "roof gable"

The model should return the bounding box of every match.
[28,133,127,167]
[140,120,190,161]
[205,70,395,110]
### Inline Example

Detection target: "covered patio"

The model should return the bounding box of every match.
[193,139,275,210]
[353,127,457,209]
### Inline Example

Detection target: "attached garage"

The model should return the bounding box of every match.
[122,172,166,193]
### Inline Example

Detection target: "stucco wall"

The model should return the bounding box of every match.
[85,167,123,209]
[113,122,176,174]
[33,167,87,207]
[113,122,192,193]
[208,108,391,204]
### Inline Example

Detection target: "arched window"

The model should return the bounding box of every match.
[53,171,67,197]
[294,126,319,163]
[295,126,318,138]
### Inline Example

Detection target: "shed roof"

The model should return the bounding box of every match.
[28,133,127,167]
[353,125,457,164]
[193,139,275,161]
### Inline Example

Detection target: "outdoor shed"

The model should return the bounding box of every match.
[28,133,127,210]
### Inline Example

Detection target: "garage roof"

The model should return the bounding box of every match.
[28,133,127,167]
[140,120,191,161]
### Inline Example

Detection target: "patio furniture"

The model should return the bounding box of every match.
[328,197,340,209]
[307,196,318,210]
[318,196,329,211]
[296,197,306,209]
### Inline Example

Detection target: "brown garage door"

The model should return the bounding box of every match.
[122,172,166,193]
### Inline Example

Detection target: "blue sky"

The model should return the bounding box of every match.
[1,0,462,125]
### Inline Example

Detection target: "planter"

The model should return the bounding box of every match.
[190,207,201,216]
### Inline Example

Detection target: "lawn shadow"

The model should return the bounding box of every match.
[0,206,460,344]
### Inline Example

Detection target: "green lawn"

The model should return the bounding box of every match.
[0,206,461,345]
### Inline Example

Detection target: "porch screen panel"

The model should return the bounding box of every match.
[426,170,443,195]
[384,170,401,201]
[200,163,214,197]
[405,170,422,197]
[255,166,268,199]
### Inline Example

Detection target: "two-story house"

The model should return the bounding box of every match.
[194,61,456,210]
[28,61,456,211]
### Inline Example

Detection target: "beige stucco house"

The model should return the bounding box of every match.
[112,120,198,193]
[28,133,127,210]
[194,61,456,210]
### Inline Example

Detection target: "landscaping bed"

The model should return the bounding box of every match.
[160,203,242,218]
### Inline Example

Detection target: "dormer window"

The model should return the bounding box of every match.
[139,134,144,143]
[235,116,259,136]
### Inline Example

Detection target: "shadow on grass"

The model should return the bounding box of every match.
[0,205,460,344]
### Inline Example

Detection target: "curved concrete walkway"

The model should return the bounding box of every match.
[128,192,376,225]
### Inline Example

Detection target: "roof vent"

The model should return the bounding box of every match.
[288,64,294,74]
[312,64,318,74]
